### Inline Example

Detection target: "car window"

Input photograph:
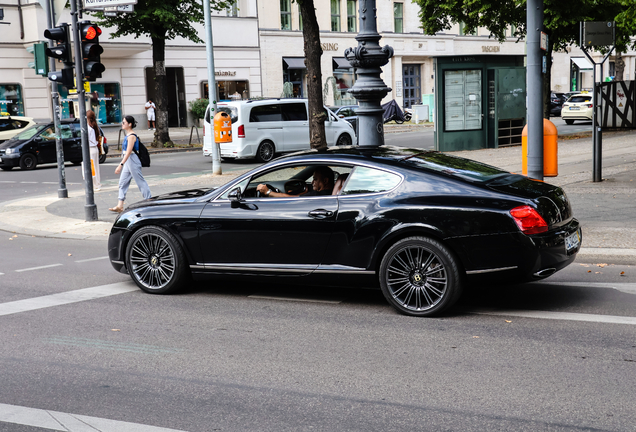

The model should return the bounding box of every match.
[39,126,56,140]
[341,166,401,195]
[339,108,352,117]
[217,106,239,123]
[69,123,82,138]
[250,105,282,122]
[60,125,73,139]
[253,165,309,183]
[11,124,44,140]
[0,119,12,131]
[281,103,308,121]
[219,177,250,199]
[568,96,592,103]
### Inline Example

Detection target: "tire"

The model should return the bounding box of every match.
[336,133,352,146]
[256,141,275,163]
[99,154,107,164]
[404,113,412,122]
[1,166,13,171]
[565,119,574,125]
[19,153,37,170]
[125,226,190,294]
[379,236,462,317]
[394,118,404,124]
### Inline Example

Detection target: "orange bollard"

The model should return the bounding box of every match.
[214,111,232,143]
[521,118,558,177]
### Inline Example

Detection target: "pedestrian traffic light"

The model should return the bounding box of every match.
[27,42,49,77]
[80,21,105,81]
[44,23,72,64]
[43,23,75,88]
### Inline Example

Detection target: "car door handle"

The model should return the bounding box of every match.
[308,209,334,219]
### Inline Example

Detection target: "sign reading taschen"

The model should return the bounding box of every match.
[84,0,137,10]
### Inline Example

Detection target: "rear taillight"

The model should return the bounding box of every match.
[238,124,245,138]
[510,205,548,235]
[203,124,206,136]
[586,104,593,108]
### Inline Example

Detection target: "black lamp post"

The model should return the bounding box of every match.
[344,0,393,147]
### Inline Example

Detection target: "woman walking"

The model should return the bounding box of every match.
[109,115,151,213]
[85,110,102,191]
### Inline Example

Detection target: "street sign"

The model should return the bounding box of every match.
[581,21,615,47]
[540,32,548,51]
[83,0,137,10]
[104,4,134,12]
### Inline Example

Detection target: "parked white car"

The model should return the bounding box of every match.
[203,99,357,162]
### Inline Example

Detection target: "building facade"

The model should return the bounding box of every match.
[0,0,262,126]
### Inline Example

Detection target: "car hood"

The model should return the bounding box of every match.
[0,139,26,149]
[125,188,216,210]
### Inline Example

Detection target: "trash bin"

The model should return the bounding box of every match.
[214,111,232,143]
[522,119,558,177]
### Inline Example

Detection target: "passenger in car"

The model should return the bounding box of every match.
[257,166,334,197]
[332,173,349,195]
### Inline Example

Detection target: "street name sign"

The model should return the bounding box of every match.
[581,21,615,47]
[84,0,137,10]
[104,4,134,12]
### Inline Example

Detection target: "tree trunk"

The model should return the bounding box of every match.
[616,52,625,81]
[298,0,327,150]
[152,35,172,148]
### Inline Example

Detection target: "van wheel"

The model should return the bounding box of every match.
[19,153,37,170]
[256,141,275,163]
[336,133,352,146]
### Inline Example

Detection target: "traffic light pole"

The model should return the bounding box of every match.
[70,0,97,221]
[45,0,68,199]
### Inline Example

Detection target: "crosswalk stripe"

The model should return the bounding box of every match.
[0,402,187,432]
[472,309,636,325]
[0,282,137,317]
[15,264,63,272]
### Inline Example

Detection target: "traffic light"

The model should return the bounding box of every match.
[44,23,74,88]
[27,42,49,77]
[80,21,105,81]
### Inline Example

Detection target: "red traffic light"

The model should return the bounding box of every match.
[81,23,102,41]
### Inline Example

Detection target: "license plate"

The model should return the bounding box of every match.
[565,229,581,252]
[570,106,580,110]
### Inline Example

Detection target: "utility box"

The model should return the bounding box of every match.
[411,104,429,123]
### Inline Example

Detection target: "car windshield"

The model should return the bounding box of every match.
[399,151,508,182]
[10,124,47,141]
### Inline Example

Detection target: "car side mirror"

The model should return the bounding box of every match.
[228,187,242,208]
[338,114,345,119]
[34,136,43,142]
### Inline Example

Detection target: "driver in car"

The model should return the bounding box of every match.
[257,166,334,198]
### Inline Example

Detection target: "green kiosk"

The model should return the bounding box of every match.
[434,55,526,152]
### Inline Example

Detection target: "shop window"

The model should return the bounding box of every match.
[331,0,341,32]
[347,0,356,32]
[226,1,238,17]
[201,81,249,101]
[281,0,291,30]
[459,22,476,36]
[0,84,25,116]
[444,70,482,132]
[58,83,122,125]
[394,3,403,34]
[332,58,356,106]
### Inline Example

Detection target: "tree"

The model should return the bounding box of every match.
[296,0,328,150]
[92,0,232,147]
[413,0,636,117]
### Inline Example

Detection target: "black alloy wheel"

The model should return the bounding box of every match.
[256,141,275,163]
[336,133,352,146]
[125,226,189,294]
[379,236,462,317]
[19,153,37,170]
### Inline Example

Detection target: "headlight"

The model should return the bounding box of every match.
[5,148,16,154]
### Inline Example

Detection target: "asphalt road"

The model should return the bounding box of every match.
[1,130,635,432]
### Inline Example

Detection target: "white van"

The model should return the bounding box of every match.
[203,99,356,162]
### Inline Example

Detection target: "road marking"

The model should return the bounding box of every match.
[74,256,109,263]
[0,181,16,183]
[20,181,38,184]
[249,294,343,304]
[473,309,636,326]
[44,336,184,354]
[0,402,187,432]
[41,181,60,184]
[15,264,63,273]
[0,282,137,317]
[540,281,636,295]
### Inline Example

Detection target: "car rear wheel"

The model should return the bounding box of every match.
[336,133,352,146]
[565,119,574,125]
[19,153,37,170]
[379,236,462,317]
[256,141,275,163]
[125,226,190,294]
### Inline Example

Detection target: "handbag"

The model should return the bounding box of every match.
[97,135,104,155]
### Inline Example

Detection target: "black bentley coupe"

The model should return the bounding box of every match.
[108,146,582,317]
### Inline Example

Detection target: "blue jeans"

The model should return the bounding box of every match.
[118,152,151,201]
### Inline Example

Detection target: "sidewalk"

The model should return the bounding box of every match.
[1,129,634,265]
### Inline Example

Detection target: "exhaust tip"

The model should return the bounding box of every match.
[534,268,556,278]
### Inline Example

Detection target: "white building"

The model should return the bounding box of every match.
[0,0,262,126]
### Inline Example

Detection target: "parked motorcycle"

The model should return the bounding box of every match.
[404,108,413,122]
[382,100,406,124]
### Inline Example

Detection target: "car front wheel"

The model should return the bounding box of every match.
[19,153,37,170]
[125,226,190,294]
[336,133,352,146]
[379,236,462,317]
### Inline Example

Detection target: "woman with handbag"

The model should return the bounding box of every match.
[85,110,102,191]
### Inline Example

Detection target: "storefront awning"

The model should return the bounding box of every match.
[283,57,306,70]
[333,57,352,70]
[571,57,593,71]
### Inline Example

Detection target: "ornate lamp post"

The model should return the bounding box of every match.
[344,0,394,147]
